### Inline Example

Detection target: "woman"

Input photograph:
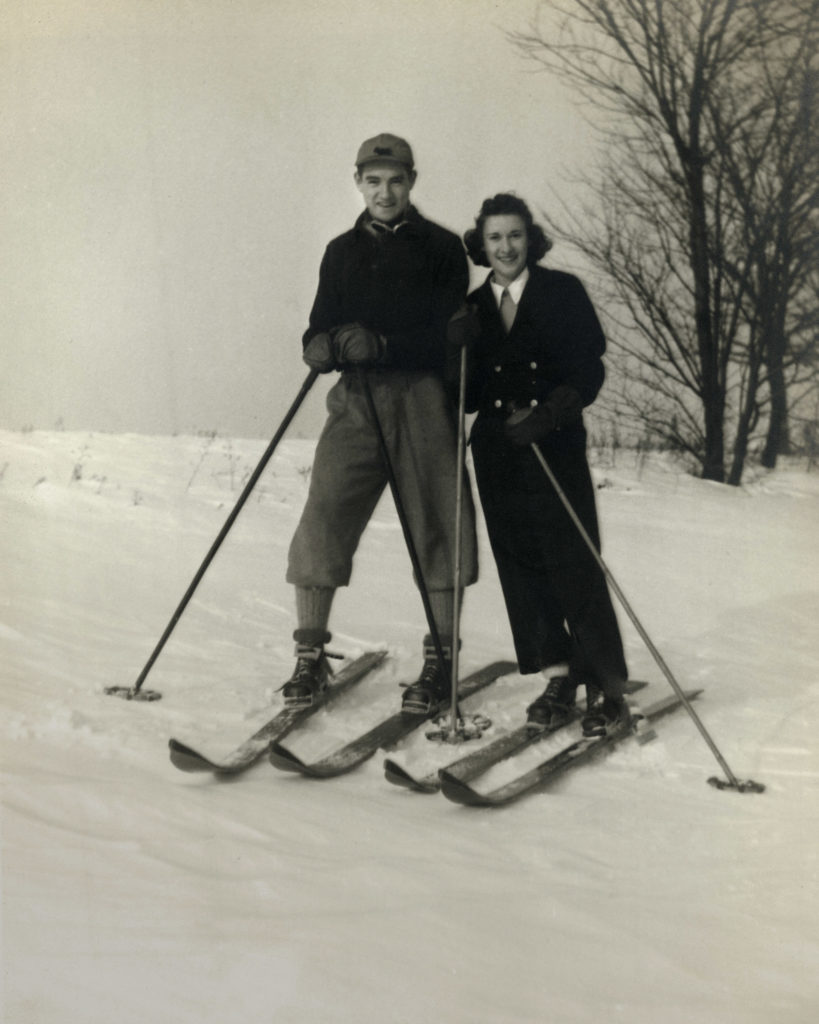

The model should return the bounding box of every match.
[455,193,629,736]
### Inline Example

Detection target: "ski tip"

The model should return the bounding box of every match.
[268,741,310,774]
[383,760,440,794]
[438,769,492,807]
[411,779,441,794]
[168,739,213,773]
[383,758,414,788]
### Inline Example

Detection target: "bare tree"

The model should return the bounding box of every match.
[511,0,819,483]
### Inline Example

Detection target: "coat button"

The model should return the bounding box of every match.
[530,399,539,407]
[494,365,502,372]
[530,361,537,370]
[494,399,502,408]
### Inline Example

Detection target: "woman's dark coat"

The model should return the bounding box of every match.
[465,265,627,685]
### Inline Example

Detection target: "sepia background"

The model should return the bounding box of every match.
[2,0,594,439]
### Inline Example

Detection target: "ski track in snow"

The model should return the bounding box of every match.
[2,429,818,1024]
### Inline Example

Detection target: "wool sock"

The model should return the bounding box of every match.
[294,586,335,646]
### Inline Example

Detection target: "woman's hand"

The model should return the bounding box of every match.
[504,405,557,446]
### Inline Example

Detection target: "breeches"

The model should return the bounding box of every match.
[287,371,478,591]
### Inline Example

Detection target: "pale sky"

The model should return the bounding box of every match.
[1,0,597,438]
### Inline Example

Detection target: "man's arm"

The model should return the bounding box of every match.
[302,245,344,347]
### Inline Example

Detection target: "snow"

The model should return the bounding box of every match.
[2,428,818,1024]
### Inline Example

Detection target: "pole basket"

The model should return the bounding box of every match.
[708,776,765,794]
[104,685,162,702]
[426,712,492,744]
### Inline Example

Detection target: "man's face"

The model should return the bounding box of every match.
[355,161,416,223]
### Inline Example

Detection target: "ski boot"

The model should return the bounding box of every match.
[401,635,452,715]
[526,674,577,733]
[282,634,333,709]
[581,682,631,737]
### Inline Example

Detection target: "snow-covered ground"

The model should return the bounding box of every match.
[2,428,818,1024]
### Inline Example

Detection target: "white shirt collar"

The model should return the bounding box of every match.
[490,266,529,307]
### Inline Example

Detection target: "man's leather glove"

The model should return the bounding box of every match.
[447,303,482,349]
[302,332,336,373]
[331,323,386,365]
[504,386,583,446]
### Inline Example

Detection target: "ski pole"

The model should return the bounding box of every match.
[107,369,320,701]
[518,421,763,793]
[448,346,467,731]
[356,368,452,695]
[432,344,490,743]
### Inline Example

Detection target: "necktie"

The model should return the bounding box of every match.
[499,288,516,333]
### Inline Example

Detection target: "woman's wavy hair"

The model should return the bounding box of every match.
[463,193,552,268]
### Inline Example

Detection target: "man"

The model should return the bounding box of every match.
[284,133,478,713]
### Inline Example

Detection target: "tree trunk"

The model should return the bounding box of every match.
[762,365,790,467]
[728,358,762,486]
[761,318,791,468]
[688,163,726,482]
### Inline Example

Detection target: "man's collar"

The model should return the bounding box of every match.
[367,217,408,236]
[356,205,425,238]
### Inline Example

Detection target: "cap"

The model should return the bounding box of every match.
[355,133,414,171]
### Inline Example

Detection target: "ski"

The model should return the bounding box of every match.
[383,679,649,793]
[168,649,388,774]
[268,660,517,779]
[439,689,703,807]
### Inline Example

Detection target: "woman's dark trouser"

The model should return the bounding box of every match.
[471,420,627,693]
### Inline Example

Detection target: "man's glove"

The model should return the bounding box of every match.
[302,332,337,373]
[447,303,482,349]
[331,323,386,365]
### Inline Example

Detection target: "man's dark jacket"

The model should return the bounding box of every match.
[304,207,467,372]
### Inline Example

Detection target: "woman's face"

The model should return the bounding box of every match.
[482,214,528,286]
